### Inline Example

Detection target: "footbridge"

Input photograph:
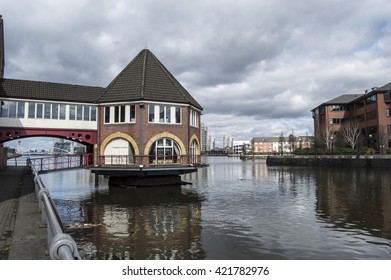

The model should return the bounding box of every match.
[0,78,100,147]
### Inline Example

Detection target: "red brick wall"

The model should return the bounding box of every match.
[313,92,391,149]
[97,103,201,162]
[376,92,391,149]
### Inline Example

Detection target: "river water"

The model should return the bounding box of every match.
[40,156,391,260]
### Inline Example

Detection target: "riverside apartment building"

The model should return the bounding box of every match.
[312,82,391,152]
[252,136,313,154]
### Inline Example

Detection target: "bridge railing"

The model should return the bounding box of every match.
[30,154,94,172]
[27,158,81,260]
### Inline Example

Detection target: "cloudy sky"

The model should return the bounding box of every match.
[2,0,391,148]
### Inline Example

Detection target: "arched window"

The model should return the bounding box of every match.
[149,138,181,164]
[190,139,199,164]
[104,138,135,165]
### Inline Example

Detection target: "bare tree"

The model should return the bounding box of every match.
[318,125,334,149]
[288,133,296,152]
[341,119,361,149]
[278,132,285,154]
[378,125,388,154]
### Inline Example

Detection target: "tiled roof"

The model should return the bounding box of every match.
[323,94,363,105]
[314,81,391,110]
[0,78,103,103]
[1,49,203,110]
[97,49,203,110]
[374,82,391,92]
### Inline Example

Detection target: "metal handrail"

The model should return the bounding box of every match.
[29,153,94,172]
[28,158,81,260]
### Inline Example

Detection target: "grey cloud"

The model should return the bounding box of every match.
[2,0,391,145]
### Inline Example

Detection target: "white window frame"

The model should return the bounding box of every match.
[104,104,136,124]
[148,104,181,124]
[0,100,26,118]
[190,109,199,128]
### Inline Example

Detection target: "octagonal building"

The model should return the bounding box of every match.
[95,49,203,170]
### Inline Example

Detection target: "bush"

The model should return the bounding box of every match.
[362,147,376,155]
[334,148,357,155]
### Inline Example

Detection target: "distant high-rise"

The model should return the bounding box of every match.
[0,15,5,78]
[201,123,208,153]
[208,134,215,151]
[223,132,233,148]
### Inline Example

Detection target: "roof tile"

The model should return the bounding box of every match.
[97,49,203,110]
[0,78,103,103]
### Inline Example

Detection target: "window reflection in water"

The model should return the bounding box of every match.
[59,186,205,260]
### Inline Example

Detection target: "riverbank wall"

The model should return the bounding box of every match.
[266,155,391,167]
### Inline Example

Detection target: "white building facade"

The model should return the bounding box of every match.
[232,140,251,154]
[223,132,233,148]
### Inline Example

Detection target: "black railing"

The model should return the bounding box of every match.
[98,154,202,167]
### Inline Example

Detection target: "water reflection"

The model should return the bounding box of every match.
[314,167,391,240]
[41,157,391,260]
[55,185,205,260]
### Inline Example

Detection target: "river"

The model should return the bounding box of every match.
[39,156,391,260]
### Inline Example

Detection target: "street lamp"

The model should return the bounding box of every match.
[330,136,334,152]
[369,134,372,149]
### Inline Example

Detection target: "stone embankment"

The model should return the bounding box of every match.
[266,155,391,167]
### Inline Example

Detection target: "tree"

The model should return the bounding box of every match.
[278,132,285,154]
[288,134,296,152]
[341,119,361,149]
[318,125,334,149]
[378,125,388,154]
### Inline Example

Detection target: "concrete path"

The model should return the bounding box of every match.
[0,166,49,260]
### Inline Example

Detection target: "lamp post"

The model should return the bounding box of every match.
[368,134,372,148]
[330,136,334,153]
[380,144,385,155]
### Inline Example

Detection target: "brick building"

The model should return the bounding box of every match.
[0,49,202,167]
[0,14,202,168]
[95,49,203,166]
[312,82,391,152]
[252,136,313,154]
